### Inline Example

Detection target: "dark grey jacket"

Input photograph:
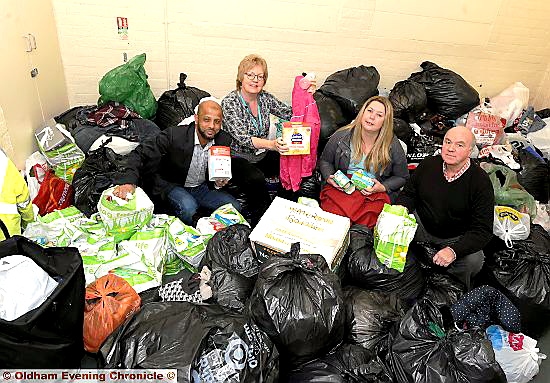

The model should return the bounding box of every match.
[116,123,232,200]
[319,128,409,202]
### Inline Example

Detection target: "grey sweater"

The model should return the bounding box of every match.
[319,128,409,202]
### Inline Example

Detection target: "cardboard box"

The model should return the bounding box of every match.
[208,146,232,181]
[351,170,375,190]
[281,121,311,155]
[249,197,351,270]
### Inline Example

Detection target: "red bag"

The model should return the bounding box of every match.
[83,274,141,353]
[466,111,506,147]
[32,170,74,216]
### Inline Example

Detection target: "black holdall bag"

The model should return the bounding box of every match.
[0,219,85,368]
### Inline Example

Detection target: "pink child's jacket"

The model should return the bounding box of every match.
[280,76,321,191]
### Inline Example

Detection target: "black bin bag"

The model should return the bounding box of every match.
[72,144,131,217]
[389,80,428,122]
[154,73,210,130]
[0,221,85,368]
[318,65,380,120]
[516,147,550,203]
[296,170,322,201]
[408,61,480,119]
[410,241,466,306]
[102,302,279,383]
[489,224,550,337]
[346,225,425,300]
[287,343,377,383]
[249,243,345,368]
[313,91,350,153]
[391,298,506,383]
[393,118,414,148]
[344,286,404,352]
[422,272,466,307]
[200,224,259,312]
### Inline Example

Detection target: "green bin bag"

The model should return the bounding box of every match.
[98,53,157,119]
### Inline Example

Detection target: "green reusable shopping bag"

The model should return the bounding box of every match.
[374,204,418,272]
[167,218,211,272]
[97,186,154,242]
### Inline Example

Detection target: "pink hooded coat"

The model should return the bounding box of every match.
[280,76,321,191]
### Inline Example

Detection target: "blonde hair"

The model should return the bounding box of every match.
[236,54,268,91]
[341,96,395,174]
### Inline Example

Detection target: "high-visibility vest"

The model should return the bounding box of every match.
[0,150,34,239]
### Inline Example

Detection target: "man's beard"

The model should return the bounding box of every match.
[198,127,215,141]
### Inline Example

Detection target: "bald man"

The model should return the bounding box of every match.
[396,126,495,290]
[114,99,241,225]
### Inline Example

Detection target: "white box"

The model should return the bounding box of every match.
[249,197,351,270]
[208,146,232,181]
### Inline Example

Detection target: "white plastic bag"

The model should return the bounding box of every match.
[24,151,49,201]
[533,202,550,233]
[527,120,550,160]
[0,255,58,321]
[35,123,85,183]
[489,82,529,127]
[486,325,546,383]
[195,203,249,236]
[493,206,530,248]
[168,218,210,270]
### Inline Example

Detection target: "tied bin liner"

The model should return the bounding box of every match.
[101,302,279,382]
[347,224,425,300]
[391,298,506,383]
[249,242,345,368]
[200,224,259,312]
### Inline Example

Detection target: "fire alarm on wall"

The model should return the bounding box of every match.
[117,17,128,40]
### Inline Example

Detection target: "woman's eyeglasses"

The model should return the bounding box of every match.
[244,72,265,82]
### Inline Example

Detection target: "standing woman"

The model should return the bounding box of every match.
[319,96,409,228]
[222,54,293,225]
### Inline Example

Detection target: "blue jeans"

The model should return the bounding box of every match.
[166,183,241,225]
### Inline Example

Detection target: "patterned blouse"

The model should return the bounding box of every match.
[221,90,292,158]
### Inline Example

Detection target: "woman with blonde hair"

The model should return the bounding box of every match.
[319,96,408,227]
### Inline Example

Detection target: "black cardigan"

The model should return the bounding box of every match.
[395,155,495,257]
[117,122,232,199]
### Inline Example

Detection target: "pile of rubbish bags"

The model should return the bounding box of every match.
[6,55,550,383]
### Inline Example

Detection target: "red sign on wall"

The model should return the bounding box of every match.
[117,17,128,40]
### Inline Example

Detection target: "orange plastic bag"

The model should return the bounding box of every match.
[83,274,141,353]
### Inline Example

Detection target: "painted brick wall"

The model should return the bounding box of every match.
[52,0,550,110]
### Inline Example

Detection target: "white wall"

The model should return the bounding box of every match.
[52,0,550,109]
